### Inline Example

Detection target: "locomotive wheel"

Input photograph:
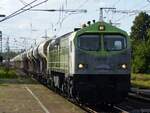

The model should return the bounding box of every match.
[69,85,73,98]
[63,81,68,96]
[67,79,74,98]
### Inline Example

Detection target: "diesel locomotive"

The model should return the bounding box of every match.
[11,21,131,105]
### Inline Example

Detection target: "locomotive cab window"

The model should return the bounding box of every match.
[104,35,126,51]
[78,34,100,51]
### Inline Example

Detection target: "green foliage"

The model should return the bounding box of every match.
[131,74,150,89]
[131,12,150,41]
[131,12,150,73]
[0,67,18,79]
[132,41,150,73]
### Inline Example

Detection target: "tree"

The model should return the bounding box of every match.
[131,12,150,73]
[131,12,150,42]
[1,51,19,60]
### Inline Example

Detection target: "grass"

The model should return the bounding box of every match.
[0,66,18,79]
[0,66,38,85]
[1,66,150,89]
[131,73,150,89]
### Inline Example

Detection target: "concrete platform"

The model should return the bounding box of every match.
[0,79,85,113]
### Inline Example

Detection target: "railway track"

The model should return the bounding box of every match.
[34,80,150,113]
[38,84,150,113]
[63,88,150,113]
[130,88,150,99]
[78,103,130,113]
[66,97,131,113]
[67,91,150,113]
[115,93,150,113]
[46,83,129,113]
[17,70,150,113]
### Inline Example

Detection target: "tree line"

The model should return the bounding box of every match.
[0,51,19,62]
[131,12,150,73]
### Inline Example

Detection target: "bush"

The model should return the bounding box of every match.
[0,67,18,79]
[132,41,150,73]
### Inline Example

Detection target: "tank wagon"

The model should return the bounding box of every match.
[10,54,23,69]
[12,21,131,105]
[37,39,52,83]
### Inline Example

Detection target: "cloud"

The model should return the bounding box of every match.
[0,0,149,51]
[18,20,30,29]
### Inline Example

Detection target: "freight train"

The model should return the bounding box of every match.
[11,21,131,105]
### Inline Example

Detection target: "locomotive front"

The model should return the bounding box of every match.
[73,22,131,104]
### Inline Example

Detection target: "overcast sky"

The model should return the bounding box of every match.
[0,0,150,52]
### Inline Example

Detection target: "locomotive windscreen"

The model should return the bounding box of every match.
[78,34,100,51]
[104,35,126,51]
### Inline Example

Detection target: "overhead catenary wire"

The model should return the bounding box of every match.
[0,0,48,22]
[54,0,89,36]
[27,8,87,35]
[110,0,121,21]
[112,9,150,15]
[58,0,89,27]
[29,9,87,13]
[57,0,89,23]
[29,8,86,37]
[0,0,38,22]
[55,0,88,29]
[30,0,89,38]
[56,0,64,26]
[107,0,150,24]
[112,9,150,23]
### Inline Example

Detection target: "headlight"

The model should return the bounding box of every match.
[121,64,127,69]
[78,64,84,69]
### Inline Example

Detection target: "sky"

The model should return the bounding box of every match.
[0,0,150,52]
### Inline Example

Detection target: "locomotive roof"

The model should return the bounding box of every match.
[52,21,128,41]
[75,21,128,36]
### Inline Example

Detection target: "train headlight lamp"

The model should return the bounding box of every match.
[78,64,84,69]
[121,64,127,69]
[99,25,105,31]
